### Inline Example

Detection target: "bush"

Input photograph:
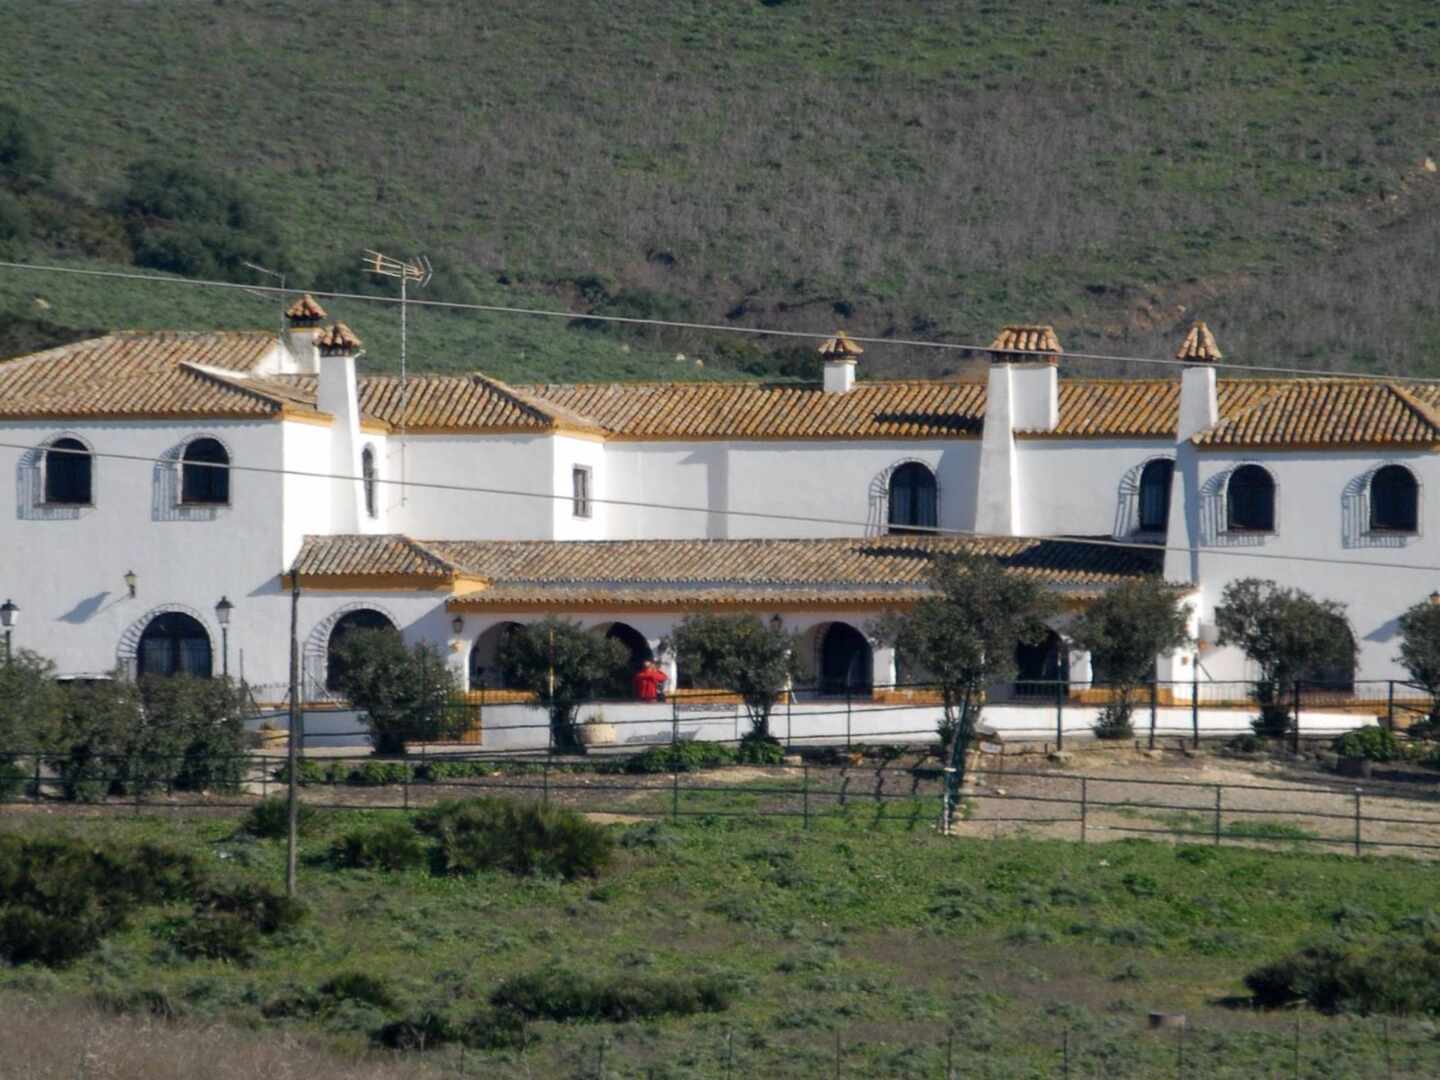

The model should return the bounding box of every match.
[416,759,493,782]
[272,759,344,786]
[1225,733,1266,754]
[736,732,785,765]
[0,836,203,966]
[332,821,427,871]
[243,796,318,839]
[416,798,613,880]
[319,972,396,1010]
[346,761,414,786]
[491,967,738,1022]
[1333,726,1399,762]
[196,882,306,934]
[373,1010,458,1050]
[1091,706,1135,741]
[0,758,26,799]
[1251,706,1293,738]
[173,913,261,963]
[1245,935,1440,1015]
[618,740,737,774]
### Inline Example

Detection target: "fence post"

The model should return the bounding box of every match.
[802,760,810,830]
[1292,680,1303,754]
[542,757,549,808]
[1354,787,1362,857]
[1386,680,1395,732]
[1191,667,1200,750]
[403,760,409,811]
[671,697,680,824]
[845,688,852,751]
[32,755,41,801]
[1213,785,1222,845]
[1055,679,1064,751]
[1148,679,1158,750]
[1080,776,1087,843]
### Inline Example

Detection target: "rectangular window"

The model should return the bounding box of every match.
[572,466,592,518]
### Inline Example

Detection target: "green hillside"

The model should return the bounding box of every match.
[2,0,1440,381]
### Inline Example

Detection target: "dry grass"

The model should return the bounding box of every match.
[0,995,447,1080]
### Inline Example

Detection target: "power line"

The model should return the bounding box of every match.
[2,258,1435,384]
[8,438,1438,577]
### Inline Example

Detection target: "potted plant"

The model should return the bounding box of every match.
[578,708,616,747]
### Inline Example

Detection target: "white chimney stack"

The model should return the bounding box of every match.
[315,322,366,530]
[281,293,326,374]
[818,330,862,394]
[974,325,1062,535]
[1175,320,1220,441]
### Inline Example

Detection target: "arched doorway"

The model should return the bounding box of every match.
[137,612,212,678]
[470,621,526,690]
[326,608,396,692]
[1014,629,1068,698]
[820,623,872,697]
[601,622,653,699]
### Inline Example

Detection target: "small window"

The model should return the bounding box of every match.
[1137,459,1173,533]
[1226,464,1275,532]
[181,438,230,505]
[572,466,592,518]
[44,437,92,505]
[887,462,937,534]
[1369,464,1418,533]
[362,445,378,519]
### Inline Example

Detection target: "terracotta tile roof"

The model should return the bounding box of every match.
[990,324,1062,357]
[0,331,291,419]
[1175,321,1222,362]
[1192,380,1440,447]
[1017,379,1272,438]
[284,294,327,324]
[515,380,988,439]
[316,322,361,355]
[818,330,864,358]
[292,534,461,579]
[292,534,1161,607]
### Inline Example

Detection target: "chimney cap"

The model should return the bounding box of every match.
[285,293,327,326]
[1175,320,1222,363]
[990,324,1061,362]
[818,330,864,360]
[316,322,361,356]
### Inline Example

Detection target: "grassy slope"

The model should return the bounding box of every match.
[2,1,1440,380]
[4,803,1440,1077]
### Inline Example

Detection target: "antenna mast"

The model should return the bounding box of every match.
[361,249,432,505]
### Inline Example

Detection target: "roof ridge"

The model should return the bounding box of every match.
[403,536,467,574]
[180,363,290,413]
[1384,382,1440,438]
[474,373,610,433]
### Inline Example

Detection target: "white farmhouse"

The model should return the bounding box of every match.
[0,297,1432,723]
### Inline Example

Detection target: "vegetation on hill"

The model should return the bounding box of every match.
[1,0,1439,382]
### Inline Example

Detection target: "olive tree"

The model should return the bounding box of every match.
[332,628,461,754]
[497,617,628,752]
[1214,578,1355,738]
[1070,579,1192,741]
[871,552,1058,816]
[1396,599,1440,730]
[665,613,801,746]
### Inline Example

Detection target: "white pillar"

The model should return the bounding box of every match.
[872,644,896,694]
[1067,646,1093,691]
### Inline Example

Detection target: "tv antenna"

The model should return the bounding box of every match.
[361,249,432,505]
[241,260,287,341]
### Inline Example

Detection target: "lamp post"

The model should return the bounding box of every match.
[124,570,137,598]
[0,599,16,665]
[215,596,234,679]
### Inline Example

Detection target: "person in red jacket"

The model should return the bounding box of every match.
[633,659,668,702]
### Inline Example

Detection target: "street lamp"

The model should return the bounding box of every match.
[769,613,784,633]
[451,614,465,635]
[215,596,234,679]
[124,570,137,598]
[0,599,17,664]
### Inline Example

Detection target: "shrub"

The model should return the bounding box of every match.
[243,796,318,839]
[736,731,785,765]
[1245,935,1440,1015]
[417,798,613,880]
[272,759,343,786]
[491,967,738,1022]
[331,821,427,871]
[196,882,306,935]
[618,740,736,774]
[319,972,396,1010]
[1225,733,1266,754]
[416,759,492,782]
[330,629,462,753]
[1333,726,1399,762]
[0,758,27,799]
[346,761,414,786]
[373,1010,459,1050]
[1091,706,1135,741]
[173,913,261,963]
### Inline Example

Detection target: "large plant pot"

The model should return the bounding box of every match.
[578,722,617,747]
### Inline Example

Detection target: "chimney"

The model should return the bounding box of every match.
[1175,320,1220,441]
[818,330,862,393]
[315,322,365,530]
[282,293,326,374]
[988,324,1060,432]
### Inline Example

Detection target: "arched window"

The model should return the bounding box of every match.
[181,438,230,505]
[601,622,654,700]
[471,621,525,690]
[362,445,378,519]
[1370,464,1418,533]
[138,612,212,678]
[1226,465,1275,532]
[819,623,872,697]
[887,462,937,534]
[1138,459,1173,533]
[326,608,397,691]
[44,437,92,505]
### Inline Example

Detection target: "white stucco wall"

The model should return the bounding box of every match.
[1014,439,1174,538]
[552,434,608,540]
[604,442,730,539]
[385,433,556,540]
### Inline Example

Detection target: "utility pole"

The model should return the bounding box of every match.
[286,571,301,898]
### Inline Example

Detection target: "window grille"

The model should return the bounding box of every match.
[572,466,592,518]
